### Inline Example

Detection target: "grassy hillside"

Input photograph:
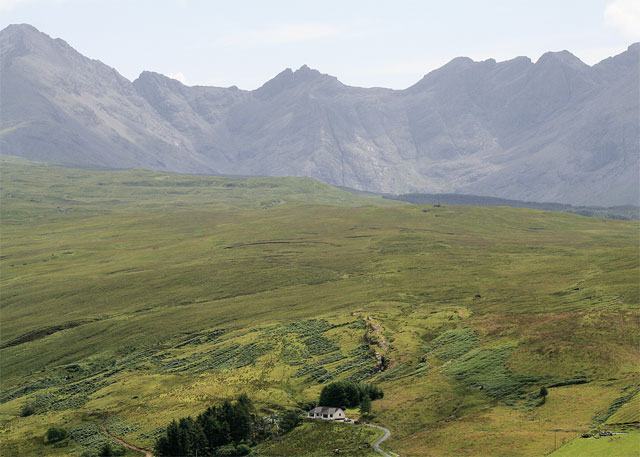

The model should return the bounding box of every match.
[549,431,640,457]
[1,162,638,457]
[606,392,640,425]
[255,421,383,456]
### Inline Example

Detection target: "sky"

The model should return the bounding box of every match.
[1,0,639,89]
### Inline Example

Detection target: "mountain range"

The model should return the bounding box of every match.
[1,24,638,205]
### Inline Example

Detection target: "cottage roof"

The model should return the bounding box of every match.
[309,406,343,415]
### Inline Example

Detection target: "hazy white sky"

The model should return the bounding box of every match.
[1,0,638,89]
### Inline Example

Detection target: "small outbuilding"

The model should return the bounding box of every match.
[307,406,345,420]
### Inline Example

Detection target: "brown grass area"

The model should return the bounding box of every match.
[390,382,625,457]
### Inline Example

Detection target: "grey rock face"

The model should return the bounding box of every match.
[0,24,214,173]
[1,24,638,205]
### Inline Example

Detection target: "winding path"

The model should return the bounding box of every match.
[101,425,153,457]
[100,420,391,457]
[363,423,396,457]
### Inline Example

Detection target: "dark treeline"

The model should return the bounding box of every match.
[383,193,640,220]
[155,394,252,456]
[155,394,300,457]
[318,381,383,409]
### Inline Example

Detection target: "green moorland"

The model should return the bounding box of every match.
[0,159,638,457]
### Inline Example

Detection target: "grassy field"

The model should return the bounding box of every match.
[549,431,640,457]
[255,421,383,456]
[1,160,638,456]
[607,392,640,425]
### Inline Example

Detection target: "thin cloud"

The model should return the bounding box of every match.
[167,72,188,85]
[605,0,640,40]
[221,23,353,46]
[358,58,449,77]
[0,0,67,10]
[0,0,27,9]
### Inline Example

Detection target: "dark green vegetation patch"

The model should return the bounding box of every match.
[302,335,340,356]
[426,327,479,361]
[442,346,542,401]
[593,386,640,423]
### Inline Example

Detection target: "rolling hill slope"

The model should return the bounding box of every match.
[0,162,638,456]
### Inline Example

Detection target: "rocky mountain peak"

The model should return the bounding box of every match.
[292,64,333,81]
[255,65,341,98]
[1,23,637,206]
[134,70,185,89]
[2,23,38,37]
[535,50,589,71]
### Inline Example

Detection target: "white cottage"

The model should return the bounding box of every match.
[307,406,345,420]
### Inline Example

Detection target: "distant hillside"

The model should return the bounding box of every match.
[0,158,401,222]
[1,24,638,206]
[383,193,640,220]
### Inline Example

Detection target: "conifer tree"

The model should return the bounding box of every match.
[360,394,371,415]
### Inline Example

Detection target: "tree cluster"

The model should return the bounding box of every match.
[154,395,304,457]
[155,394,254,457]
[318,382,383,409]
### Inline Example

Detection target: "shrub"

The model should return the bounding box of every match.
[216,443,252,456]
[99,443,113,457]
[380,355,389,371]
[98,443,126,456]
[297,401,316,411]
[278,409,303,434]
[46,427,68,443]
[361,383,384,400]
[20,403,35,417]
[548,375,590,388]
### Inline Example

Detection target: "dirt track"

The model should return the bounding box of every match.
[102,425,153,457]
